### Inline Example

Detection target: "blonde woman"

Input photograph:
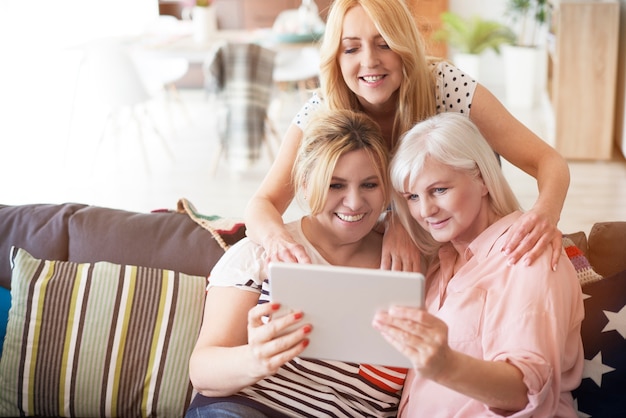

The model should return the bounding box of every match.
[244,0,568,273]
[187,110,405,417]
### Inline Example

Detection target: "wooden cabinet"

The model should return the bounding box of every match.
[407,0,448,58]
[546,0,620,160]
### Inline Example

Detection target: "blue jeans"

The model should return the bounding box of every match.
[185,402,271,418]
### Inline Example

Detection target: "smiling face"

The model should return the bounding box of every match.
[402,156,490,247]
[306,149,386,246]
[338,5,403,113]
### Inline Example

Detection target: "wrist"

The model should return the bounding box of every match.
[531,197,562,226]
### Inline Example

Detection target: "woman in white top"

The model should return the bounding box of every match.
[187,109,406,418]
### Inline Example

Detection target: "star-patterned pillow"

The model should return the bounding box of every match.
[573,268,626,417]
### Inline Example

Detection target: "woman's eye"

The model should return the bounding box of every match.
[343,47,358,54]
[329,183,343,190]
[433,187,447,194]
[380,43,390,50]
[362,182,378,189]
[407,194,419,201]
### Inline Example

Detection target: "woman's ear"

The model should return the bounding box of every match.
[478,175,489,197]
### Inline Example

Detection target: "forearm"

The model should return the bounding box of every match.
[532,150,570,225]
[244,123,302,245]
[243,196,290,245]
[470,85,570,226]
[434,350,528,412]
[189,345,264,397]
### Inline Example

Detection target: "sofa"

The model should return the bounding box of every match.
[0,202,624,417]
[0,202,246,418]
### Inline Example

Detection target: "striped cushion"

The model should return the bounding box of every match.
[0,247,206,417]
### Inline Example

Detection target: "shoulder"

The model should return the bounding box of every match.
[431,60,471,80]
[488,227,579,298]
[292,91,325,130]
[208,237,267,291]
[432,61,477,115]
[285,219,303,235]
[285,219,349,265]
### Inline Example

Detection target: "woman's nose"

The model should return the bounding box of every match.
[361,47,380,68]
[343,188,364,209]
[419,198,437,218]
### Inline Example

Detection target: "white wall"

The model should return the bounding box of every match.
[0,0,161,168]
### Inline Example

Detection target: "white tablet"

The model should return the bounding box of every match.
[268,262,425,368]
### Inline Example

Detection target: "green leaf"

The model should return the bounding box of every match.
[434,12,516,55]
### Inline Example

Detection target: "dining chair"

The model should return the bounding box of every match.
[203,41,280,175]
[271,46,320,125]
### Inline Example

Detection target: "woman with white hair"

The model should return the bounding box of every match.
[373,112,584,417]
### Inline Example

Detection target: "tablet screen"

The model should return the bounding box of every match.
[268,262,424,367]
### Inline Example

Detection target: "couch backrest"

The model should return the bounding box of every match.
[0,204,87,289]
[0,204,247,290]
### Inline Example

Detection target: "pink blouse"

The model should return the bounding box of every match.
[399,212,584,417]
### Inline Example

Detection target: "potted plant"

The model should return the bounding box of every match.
[502,0,550,107]
[505,0,549,47]
[433,12,516,80]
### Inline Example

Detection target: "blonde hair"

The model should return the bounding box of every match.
[390,113,521,256]
[293,109,390,215]
[319,0,439,149]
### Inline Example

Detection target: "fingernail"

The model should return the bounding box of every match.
[303,325,312,334]
[270,303,280,310]
[302,339,310,348]
[507,258,514,267]
[293,312,303,320]
[552,264,557,272]
[503,248,510,256]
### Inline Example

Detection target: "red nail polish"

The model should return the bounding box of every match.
[302,339,310,348]
[293,312,303,320]
[303,325,312,334]
[271,303,280,310]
